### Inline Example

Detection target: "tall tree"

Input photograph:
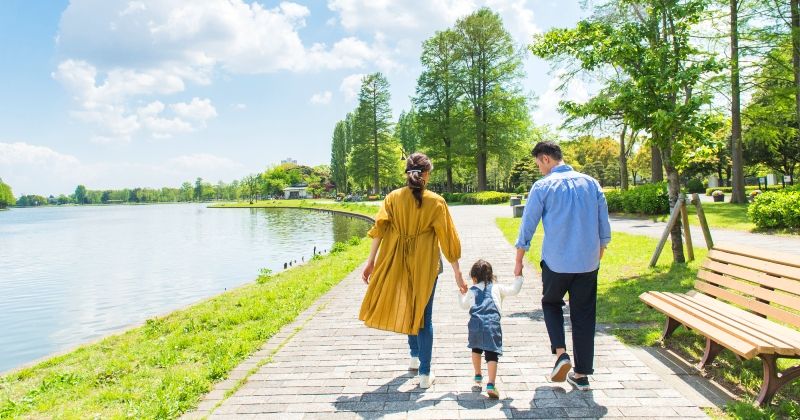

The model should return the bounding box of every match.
[415,29,466,192]
[454,8,529,191]
[348,73,396,194]
[0,178,14,209]
[74,184,87,205]
[330,120,349,193]
[395,109,421,156]
[729,0,747,202]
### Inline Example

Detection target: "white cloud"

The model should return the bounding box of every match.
[533,70,590,128]
[309,91,333,105]
[340,73,364,102]
[0,142,242,195]
[171,97,217,121]
[232,103,247,110]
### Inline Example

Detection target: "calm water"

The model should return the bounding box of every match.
[0,204,370,373]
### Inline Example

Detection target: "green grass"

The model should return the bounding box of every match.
[496,217,800,419]
[210,199,379,218]
[0,204,373,419]
[685,202,754,232]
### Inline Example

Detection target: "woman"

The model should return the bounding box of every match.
[359,152,465,389]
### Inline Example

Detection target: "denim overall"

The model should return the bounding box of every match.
[467,283,503,354]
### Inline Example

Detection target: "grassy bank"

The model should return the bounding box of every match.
[496,217,799,419]
[0,204,373,418]
[210,199,380,218]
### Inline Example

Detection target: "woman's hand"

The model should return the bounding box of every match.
[361,260,374,284]
[455,271,467,294]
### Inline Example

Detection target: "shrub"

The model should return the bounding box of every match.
[461,191,510,205]
[705,186,771,196]
[329,242,348,254]
[748,191,800,230]
[605,182,670,215]
[686,178,705,194]
[441,192,464,203]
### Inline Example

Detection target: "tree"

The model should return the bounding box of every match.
[414,29,467,192]
[330,120,349,193]
[194,178,203,201]
[396,109,421,155]
[455,8,530,191]
[0,179,14,208]
[629,145,652,185]
[728,0,748,202]
[242,175,258,204]
[74,185,87,205]
[532,1,722,263]
[348,73,399,193]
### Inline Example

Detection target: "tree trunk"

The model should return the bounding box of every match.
[619,123,629,190]
[730,0,747,203]
[651,144,664,182]
[793,0,800,128]
[373,102,380,195]
[445,142,454,193]
[662,148,686,264]
[476,107,488,191]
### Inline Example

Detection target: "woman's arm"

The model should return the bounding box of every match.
[361,236,382,284]
[451,260,467,294]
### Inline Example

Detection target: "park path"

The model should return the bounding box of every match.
[184,205,712,419]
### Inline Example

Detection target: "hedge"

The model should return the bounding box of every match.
[461,191,511,205]
[747,191,800,230]
[605,182,670,215]
[441,192,464,203]
[705,186,774,196]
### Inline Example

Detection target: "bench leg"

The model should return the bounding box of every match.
[699,338,723,369]
[755,354,800,406]
[661,317,681,342]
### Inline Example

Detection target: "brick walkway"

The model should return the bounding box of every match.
[186,205,707,419]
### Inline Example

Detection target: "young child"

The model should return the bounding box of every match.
[458,259,524,398]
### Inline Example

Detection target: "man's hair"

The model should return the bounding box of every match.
[531,141,563,161]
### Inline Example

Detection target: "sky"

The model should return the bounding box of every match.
[0,0,590,196]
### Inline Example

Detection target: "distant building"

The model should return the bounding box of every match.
[283,184,309,199]
[281,157,298,165]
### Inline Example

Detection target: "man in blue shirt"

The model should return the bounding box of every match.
[514,141,611,391]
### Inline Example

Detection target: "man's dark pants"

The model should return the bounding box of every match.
[540,260,598,375]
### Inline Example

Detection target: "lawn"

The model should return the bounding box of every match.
[210,199,380,218]
[0,205,373,419]
[496,217,800,419]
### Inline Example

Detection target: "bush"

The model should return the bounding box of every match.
[441,192,464,203]
[605,182,670,215]
[685,178,705,194]
[705,186,769,196]
[748,191,800,230]
[461,191,510,205]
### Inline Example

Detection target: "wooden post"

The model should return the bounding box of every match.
[691,193,714,249]
[680,193,694,262]
[649,196,684,267]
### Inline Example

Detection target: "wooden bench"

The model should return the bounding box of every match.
[639,244,800,406]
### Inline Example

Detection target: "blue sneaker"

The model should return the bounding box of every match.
[550,353,572,382]
[486,383,500,399]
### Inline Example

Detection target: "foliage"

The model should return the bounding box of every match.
[685,178,705,194]
[605,182,669,215]
[748,191,800,229]
[704,185,765,196]
[460,191,510,205]
[507,154,541,192]
[330,120,349,194]
[441,192,465,203]
[395,109,421,156]
[0,179,14,208]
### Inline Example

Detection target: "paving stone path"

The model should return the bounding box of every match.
[187,205,708,419]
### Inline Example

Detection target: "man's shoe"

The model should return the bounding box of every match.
[409,356,420,371]
[419,372,435,389]
[550,353,572,382]
[567,372,590,391]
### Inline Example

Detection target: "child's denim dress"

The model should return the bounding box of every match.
[467,283,503,354]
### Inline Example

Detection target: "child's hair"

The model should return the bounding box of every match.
[470,259,495,284]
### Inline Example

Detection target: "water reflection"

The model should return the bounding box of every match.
[0,204,370,373]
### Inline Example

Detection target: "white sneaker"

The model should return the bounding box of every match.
[419,372,435,389]
[409,357,420,370]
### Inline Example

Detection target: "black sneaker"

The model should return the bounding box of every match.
[550,353,572,382]
[567,372,590,391]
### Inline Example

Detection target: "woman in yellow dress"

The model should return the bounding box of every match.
[359,152,466,389]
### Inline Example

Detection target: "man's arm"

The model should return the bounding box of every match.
[597,182,611,258]
[514,186,544,276]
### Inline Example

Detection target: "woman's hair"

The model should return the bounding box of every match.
[406,152,433,208]
[470,259,495,284]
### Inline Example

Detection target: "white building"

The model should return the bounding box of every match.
[283,185,308,199]
[281,157,298,165]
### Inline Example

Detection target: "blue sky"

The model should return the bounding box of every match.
[0,0,589,196]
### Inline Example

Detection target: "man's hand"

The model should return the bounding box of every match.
[514,259,524,277]
[600,246,606,260]
[361,260,374,284]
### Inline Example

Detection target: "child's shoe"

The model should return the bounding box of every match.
[409,356,420,371]
[474,374,483,383]
[486,383,500,399]
[419,372,435,389]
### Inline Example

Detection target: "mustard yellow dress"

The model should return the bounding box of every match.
[359,187,461,335]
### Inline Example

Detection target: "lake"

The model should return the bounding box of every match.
[0,203,371,373]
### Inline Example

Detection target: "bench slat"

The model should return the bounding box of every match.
[713,244,800,269]
[687,291,800,352]
[695,281,800,329]
[639,292,759,358]
[698,269,800,313]
[663,292,796,355]
[707,250,800,282]
[703,260,800,296]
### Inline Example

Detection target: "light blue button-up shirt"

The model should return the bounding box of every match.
[515,164,612,273]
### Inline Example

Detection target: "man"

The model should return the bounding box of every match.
[514,141,611,391]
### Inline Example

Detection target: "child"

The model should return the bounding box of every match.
[458,259,524,399]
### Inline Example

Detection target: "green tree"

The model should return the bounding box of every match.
[0,178,14,208]
[415,29,467,192]
[194,178,203,201]
[74,185,87,204]
[454,8,530,191]
[330,120,349,193]
[532,0,722,263]
[396,109,421,155]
